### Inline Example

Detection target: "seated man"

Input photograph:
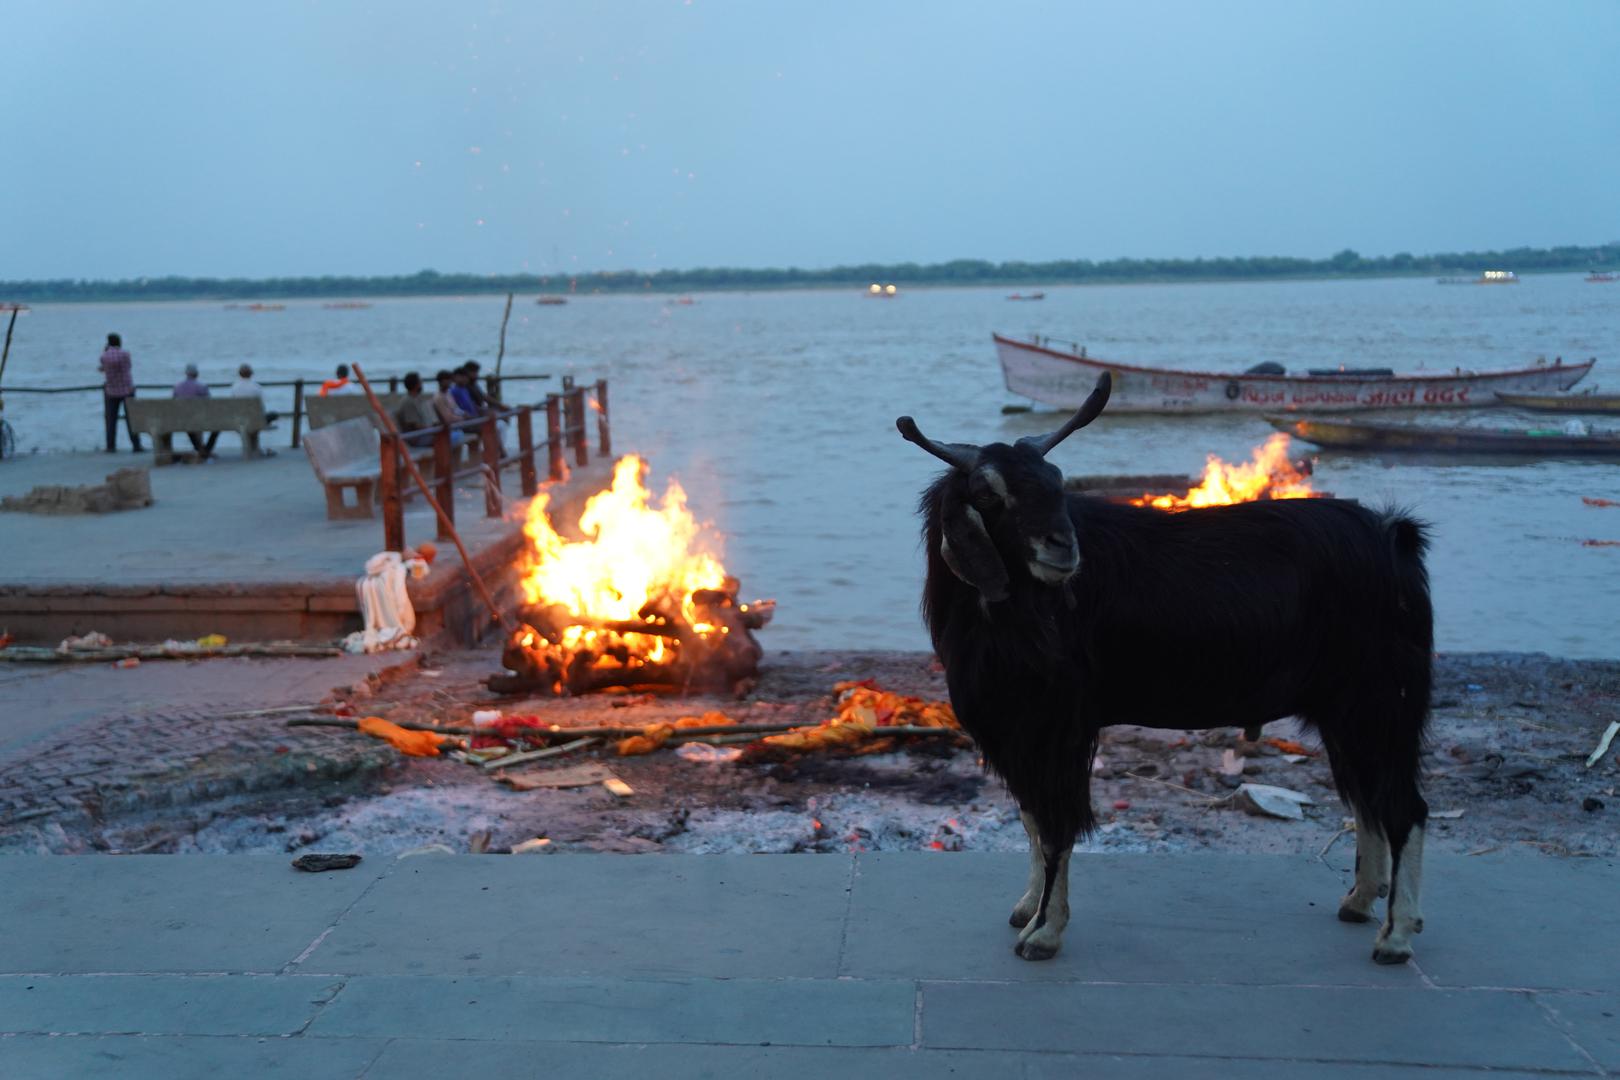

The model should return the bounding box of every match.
[459,361,503,413]
[449,366,481,417]
[173,363,219,459]
[320,363,360,397]
[395,371,461,448]
[229,363,279,455]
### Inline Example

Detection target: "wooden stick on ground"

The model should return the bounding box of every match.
[0,644,344,663]
[288,715,963,743]
[483,736,599,771]
[350,362,513,635]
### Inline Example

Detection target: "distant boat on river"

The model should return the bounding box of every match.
[1436,270,1519,285]
[994,332,1595,414]
[1007,292,1045,301]
[1495,390,1620,414]
[535,296,568,306]
[1587,272,1616,283]
[1267,415,1620,458]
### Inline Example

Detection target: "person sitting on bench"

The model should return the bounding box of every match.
[173,363,219,459]
[229,363,280,455]
[396,371,462,448]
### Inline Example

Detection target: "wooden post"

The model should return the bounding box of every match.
[494,292,513,380]
[291,378,305,449]
[434,426,455,540]
[482,414,502,517]
[566,386,588,466]
[0,306,22,388]
[517,407,537,496]
[594,379,610,456]
[545,394,564,480]
[381,433,404,552]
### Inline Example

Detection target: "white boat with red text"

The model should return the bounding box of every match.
[994,332,1595,414]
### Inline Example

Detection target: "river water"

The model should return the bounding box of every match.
[3,274,1617,657]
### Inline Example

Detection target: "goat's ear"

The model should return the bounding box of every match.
[939,489,1010,602]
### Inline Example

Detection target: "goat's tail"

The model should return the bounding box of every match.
[1381,508,1435,747]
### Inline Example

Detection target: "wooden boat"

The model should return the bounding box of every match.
[1495,391,1620,414]
[994,332,1595,414]
[1007,291,1046,301]
[1266,415,1620,457]
[1585,272,1615,283]
[535,296,568,305]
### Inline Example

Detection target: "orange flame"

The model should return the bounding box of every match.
[518,455,727,665]
[1130,434,1314,510]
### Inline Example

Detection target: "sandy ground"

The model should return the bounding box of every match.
[51,647,1618,863]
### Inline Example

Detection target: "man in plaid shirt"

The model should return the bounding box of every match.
[100,333,142,452]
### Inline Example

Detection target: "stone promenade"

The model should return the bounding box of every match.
[0,851,1615,1077]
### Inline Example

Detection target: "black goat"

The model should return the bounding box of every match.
[898,373,1433,964]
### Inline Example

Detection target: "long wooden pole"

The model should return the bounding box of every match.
[0,306,22,388]
[287,716,962,742]
[350,362,512,633]
[494,292,514,381]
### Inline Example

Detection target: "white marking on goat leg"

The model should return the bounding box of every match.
[1374,824,1426,964]
[1337,813,1390,923]
[1009,811,1044,929]
[1015,846,1072,961]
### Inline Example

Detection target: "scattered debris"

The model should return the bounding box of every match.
[676,742,744,763]
[499,763,616,791]
[291,853,362,872]
[1227,783,1313,821]
[358,716,448,757]
[1586,721,1619,768]
[603,778,634,798]
[511,838,553,854]
[1581,797,1605,813]
[1430,808,1466,820]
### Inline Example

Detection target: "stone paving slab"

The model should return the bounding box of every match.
[299,853,854,979]
[0,852,1613,1077]
[308,974,916,1046]
[0,974,342,1037]
[0,856,389,973]
[842,851,1427,986]
[0,1035,388,1080]
[920,981,1595,1071]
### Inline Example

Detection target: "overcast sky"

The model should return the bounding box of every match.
[4,1,1617,279]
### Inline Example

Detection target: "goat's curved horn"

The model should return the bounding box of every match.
[896,416,980,470]
[1016,372,1112,457]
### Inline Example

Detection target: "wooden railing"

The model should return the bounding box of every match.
[0,372,557,451]
[378,377,609,553]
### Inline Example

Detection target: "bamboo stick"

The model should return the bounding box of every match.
[350,362,512,634]
[494,292,514,381]
[482,736,599,771]
[287,715,963,743]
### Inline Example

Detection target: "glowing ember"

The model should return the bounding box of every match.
[1129,434,1315,510]
[506,454,772,695]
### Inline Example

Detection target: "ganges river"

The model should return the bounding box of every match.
[3,273,1617,657]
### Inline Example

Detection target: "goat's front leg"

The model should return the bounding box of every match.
[1014,836,1073,961]
[1009,811,1045,928]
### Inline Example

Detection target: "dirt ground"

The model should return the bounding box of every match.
[56,647,1619,863]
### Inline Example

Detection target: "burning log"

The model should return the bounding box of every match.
[488,454,777,697]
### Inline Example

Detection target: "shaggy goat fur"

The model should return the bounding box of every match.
[904,386,1434,963]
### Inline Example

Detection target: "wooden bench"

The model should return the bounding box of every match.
[303,417,440,519]
[307,393,407,431]
[127,398,269,465]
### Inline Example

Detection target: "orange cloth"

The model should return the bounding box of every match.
[318,377,349,397]
[358,715,447,757]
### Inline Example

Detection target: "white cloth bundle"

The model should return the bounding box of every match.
[342,551,430,654]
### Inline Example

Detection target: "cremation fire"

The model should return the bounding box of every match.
[497,455,773,696]
[1129,434,1316,510]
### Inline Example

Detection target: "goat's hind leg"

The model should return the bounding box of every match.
[1337,812,1390,924]
[1373,807,1427,964]
[1010,811,1045,929]
[1014,834,1073,961]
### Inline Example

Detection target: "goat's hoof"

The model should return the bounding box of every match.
[1371,943,1413,965]
[1337,904,1373,924]
[1009,908,1035,929]
[1014,938,1059,961]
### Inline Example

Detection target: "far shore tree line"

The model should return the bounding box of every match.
[4,242,1617,304]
